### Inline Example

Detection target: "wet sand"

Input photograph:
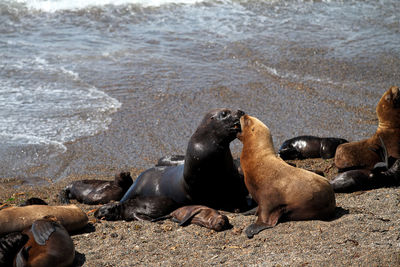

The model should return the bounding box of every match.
[1,158,399,266]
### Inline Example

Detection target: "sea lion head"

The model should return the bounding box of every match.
[114,172,133,188]
[377,86,400,128]
[210,214,231,231]
[94,203,122,221]
[238,115,276,155]
[194,108,245,145]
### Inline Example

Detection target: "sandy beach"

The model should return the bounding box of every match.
[1,0,400,265]
[1,158,399,266]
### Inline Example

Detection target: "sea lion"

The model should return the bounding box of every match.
[0,205,88,235]
[237,115,336,238]
[117,108,250,219]
[94,196,179,221]
[278,136,348,160]
[152,205,231,231]
[330,169,372,192]
[59,172,133,205]
[335,86,400,171]
[331,138,400,192]
[0,232,28,267]
[14,216,75,267]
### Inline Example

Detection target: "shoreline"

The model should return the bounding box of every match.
[1,158,399,266]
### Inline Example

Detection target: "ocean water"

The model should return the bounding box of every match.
[0,0,399,181]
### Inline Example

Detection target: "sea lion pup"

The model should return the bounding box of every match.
[14,216,75,267]
[237,115,336,238]
[0,232,29,266]
[335,86,400,171]
[59,172,133,205]
[278,135,348,160]
[119,108,250,218]
[0,205,88,235]
[152,205,231,231]
[94,196,180,221]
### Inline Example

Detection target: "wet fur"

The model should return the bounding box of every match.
[279,136,348,160]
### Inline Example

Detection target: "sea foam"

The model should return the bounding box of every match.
[14,0,206,12]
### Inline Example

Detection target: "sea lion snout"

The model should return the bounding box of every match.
[235,109,245,118]
[212,215,231,231]
[391,86,400,108]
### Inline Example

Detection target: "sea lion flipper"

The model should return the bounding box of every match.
[178,210,202,226]
[151,214,172,222]
[245,223,272,239]
[31,221,56,246]
[378,136,389,167]
[15,246,31,267]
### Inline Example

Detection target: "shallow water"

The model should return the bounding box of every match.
[0,0,399,181]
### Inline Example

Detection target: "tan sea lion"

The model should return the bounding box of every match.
[335,86,400,171]
[14,216,75,267]
[152,205,231,231]
[0,205,88,235]
[331,137,400,192]
[237,115,336,238]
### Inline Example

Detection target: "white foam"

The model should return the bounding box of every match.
[0,56,122,149]
[253,61,343,87]
[14,0,206,12]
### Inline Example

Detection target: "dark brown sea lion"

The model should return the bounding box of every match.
[278,136,348,160]
[0,232,29,267]
[152,205,231,231]
[0,205,88,235]
[237,115,336,238]
[94,196,180,221]
[156,155,185,167]
[116,108,250,219]
[335,86,400,171]
[19,198,48,207]
[59,172,133,205]
[14,216,75,267]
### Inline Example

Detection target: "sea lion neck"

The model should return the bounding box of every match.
[242,130,276,157]
[378,121,400,129]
